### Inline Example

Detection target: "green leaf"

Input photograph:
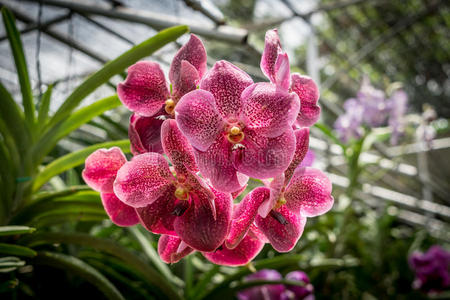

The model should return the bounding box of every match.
[32,185,91,202]
[0,226,35,236]
[33,95,122,161]
[29,212,107,227]
[0,243,37,257]
[26,232,182,300]
[37,84,53,129]
[1,8,34,126]
[33,139,130,192]
[361,127,391,152]
[189,265,220,299]
[314,123,346,149]
[46,25,189,131]
[34,251,125,300]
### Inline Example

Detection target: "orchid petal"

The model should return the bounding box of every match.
[175,89,225,151]
[194,136,248,193]
[117,61,169,116]
[258,174,284,218]
[169,34,207,85]
[255,205,306,252]
[260,29,282,83]
[161,119,198,173]
[158,235,195,264]
[203,229,264,266]
[235,128,296,179]
[200,60,253,119]
[82,147,127,193]
[231,183,248,199]
[171,60,200,101]
[285,167,334,217]
[113,153,174,208]
[290,73,320,127]
[129,113,164,155]
[135,185,177,235]
[284,127,310,183]
[100,193,139,227]
[274,53,290,90]
[226,187,269,249]
[174,188,232,252]
[241,82,299,138]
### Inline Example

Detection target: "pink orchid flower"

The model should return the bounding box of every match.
[118,34,207,155]
[158,235,195,264]
[82,147,139,227]
[224,129,333,252]
[113,119,233,252]
[261,29,321,127]
[175,60,300,193]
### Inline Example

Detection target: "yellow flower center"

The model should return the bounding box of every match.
[227,126,244,144]
[165,99,176,115]
[274,196,286,210]
[174,186,189,200]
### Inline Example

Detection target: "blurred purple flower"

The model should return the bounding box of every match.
[237,269,285,300]
[387,89,408,145]
[334,98,364,143]
[281,271,314,300]
[409,245,450,294]
[358,77,389,127]
[299,150,315,168]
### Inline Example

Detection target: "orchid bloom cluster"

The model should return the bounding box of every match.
[82,30,334,266]
[237,269,314,300]
[409,245,450,294]
[334,77,409,145]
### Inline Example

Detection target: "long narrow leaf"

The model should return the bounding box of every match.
[1,7,34,126]
[0,243,37,257]
[37,84,53,129]
[0,226,35,236]
[33,95,121,161]
[46,25,188,130]
[33,139,130,192]
[34,251,125,300]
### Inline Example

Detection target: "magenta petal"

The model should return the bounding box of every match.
[240,83,300,138]
[255,205,306,252]
[235,128,296,179]
[117,61,169,116]
[285,167,334,217]
[174,189,232,252]
[129,113,164,155]
[231,182,247,199]
[113,153,174,208]
[82,147,127,193]
[226,187,270,249]
[172,60,199,101]
[161,119,198,173]
[203,230,264,266]
[284,128,310,183]
[274,53,290,90]
[200,60,253,119]
[135,186,177,235]
[195,136,248,193]
[100,193,139,227]
[258,174,284,218]
[158,235,195,264]
[169,34,207,85]
[291,73,321,127]
[175,89,225,151]
[260,29,282,83]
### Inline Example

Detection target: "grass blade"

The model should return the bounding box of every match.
[0,243,37,257]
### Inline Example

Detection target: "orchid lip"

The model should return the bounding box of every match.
[269,210,288,225]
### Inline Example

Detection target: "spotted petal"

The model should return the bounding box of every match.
[226,187,269,249]
[274,52,290,90]
[169,34,207,86]
[285,167,334,217]
[234,128,296,179]
[258,174,284,218]
[200,60,253,119]
[82,147,127,193]
[255,205,306,252]
[175,89,225,151]
[203,229,264,266]
[260,29,282,83]
[241,82,299,138]
[100,193,139,226]
[135,185,177,235]
[117,61,169,116]
[113,153,174,208]
[173,188,232,252]
[284,128,310,183]
[129,113,164,155]
[171,60,200,101]
[158,235,195,264]
[161,119,198,173]
[291,73,320,127]
[195,135,248,193]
